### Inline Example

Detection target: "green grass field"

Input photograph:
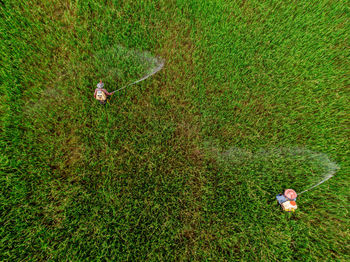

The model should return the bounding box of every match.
[1,0,349,260]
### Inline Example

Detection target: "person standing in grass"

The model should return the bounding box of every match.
[94,80,114,105]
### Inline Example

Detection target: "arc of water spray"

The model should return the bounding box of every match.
[111,56,164,94]
[255,147,340,195]
[289,148,341,195]
[298,160,340,195]
[218,146,340,195]
[298,175,333,195]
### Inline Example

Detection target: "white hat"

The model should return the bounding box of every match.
[97,81,104,88]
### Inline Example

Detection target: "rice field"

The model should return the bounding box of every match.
[1,0,349,260]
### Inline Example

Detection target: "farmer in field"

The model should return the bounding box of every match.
[94,80,114,105]
[276,189,298,212]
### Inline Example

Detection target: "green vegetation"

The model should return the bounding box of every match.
[1,0,349,260]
